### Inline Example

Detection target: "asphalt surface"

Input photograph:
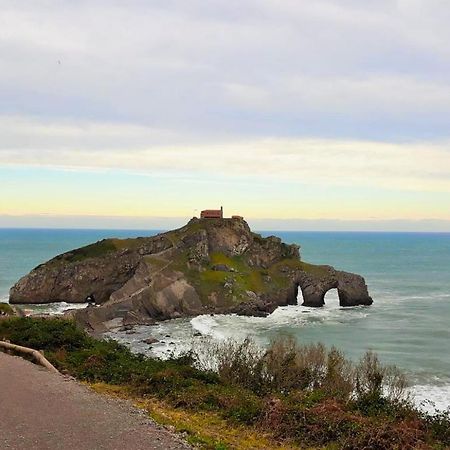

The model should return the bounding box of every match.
[0,352,191,450]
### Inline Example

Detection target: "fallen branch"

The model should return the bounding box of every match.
[0,340,60,374]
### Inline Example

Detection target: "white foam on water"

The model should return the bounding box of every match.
[191,315,228,340]
[271,303,369,324]
[188,303,371,349]
[0,295,89,316]
[410,383,450,414]
[22,302,89,315]
[1,296,89,316]
[187,303,371,347]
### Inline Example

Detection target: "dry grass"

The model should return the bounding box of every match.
[90,383,296,450]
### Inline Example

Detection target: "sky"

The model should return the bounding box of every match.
[1,0,450,231]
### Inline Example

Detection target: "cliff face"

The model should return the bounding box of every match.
[9,218,372,331]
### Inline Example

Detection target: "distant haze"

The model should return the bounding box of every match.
[1,215,449,232]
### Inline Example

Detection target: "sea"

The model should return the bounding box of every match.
[1,228,449,413]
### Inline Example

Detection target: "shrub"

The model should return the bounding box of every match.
[353,351,411,416]
[422,408,450,446]
[341,419,426,450]
[265,338,354,399]
[354,351,384,399]
[0,317,90,351]
[201,338,266,393]
[197,336,354,399]
[264,336,322,392]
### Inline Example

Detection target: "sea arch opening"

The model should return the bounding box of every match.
[323,287,341,307]
[296,283,305,305]
[294,279,343,307]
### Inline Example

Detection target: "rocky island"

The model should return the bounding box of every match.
[10,217,372,332]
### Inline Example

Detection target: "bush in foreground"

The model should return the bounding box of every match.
[1,317,448,449]
[0,303,15,316]
[197,336,409,405]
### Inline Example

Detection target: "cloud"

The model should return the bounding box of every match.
[1,115,450,193]
[221,75,450,118]
[1,1,450,139]
[222,83,270,109]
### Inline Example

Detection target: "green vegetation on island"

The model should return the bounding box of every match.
[1,317,449,449]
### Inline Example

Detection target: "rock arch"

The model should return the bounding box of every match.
[295,267,372,308]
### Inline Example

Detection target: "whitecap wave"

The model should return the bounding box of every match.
[1,295,89,316]
[2,296,90,316]
[411,383,450,414]
[189,303,370,341]
[20,302,89,316]
[191,315,228,340]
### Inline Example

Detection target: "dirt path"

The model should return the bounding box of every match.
[0,352,191,450]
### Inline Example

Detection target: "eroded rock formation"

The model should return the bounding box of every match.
[9,218,372,331]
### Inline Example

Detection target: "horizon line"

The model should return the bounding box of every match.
[1,226,449,234]
[1,215,450,233]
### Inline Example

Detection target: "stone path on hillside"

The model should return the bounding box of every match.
[0,352,191,450]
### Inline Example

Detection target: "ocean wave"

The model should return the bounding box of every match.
[21,302,89,315]
[189,304,370,340]
[191,315,228,340]
[410,384,450,414]
[0,296,89,316]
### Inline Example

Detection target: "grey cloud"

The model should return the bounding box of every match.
[1,1,450,140]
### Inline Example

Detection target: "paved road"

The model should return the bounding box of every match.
[0,352,190,450]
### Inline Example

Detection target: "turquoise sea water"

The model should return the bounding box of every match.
[1,229,449,411]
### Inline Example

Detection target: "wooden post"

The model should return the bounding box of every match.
[0,340,60,374]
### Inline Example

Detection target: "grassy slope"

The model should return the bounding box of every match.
[182,251,300,306]
[195,253,332,305]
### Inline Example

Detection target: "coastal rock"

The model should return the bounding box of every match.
[9,218,373,331]
[295,266,373,307]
